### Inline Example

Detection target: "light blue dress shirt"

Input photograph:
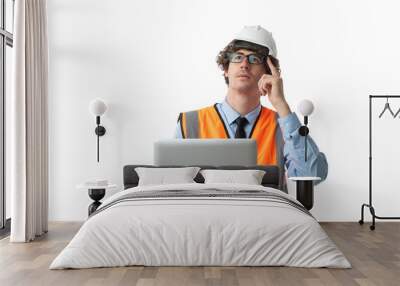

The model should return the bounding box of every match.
[175,99,328,183]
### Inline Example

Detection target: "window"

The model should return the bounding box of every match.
[0,0,14,235]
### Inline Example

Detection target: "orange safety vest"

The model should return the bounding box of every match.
[178,104,286,189]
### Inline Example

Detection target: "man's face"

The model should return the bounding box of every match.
[224,49,267,94]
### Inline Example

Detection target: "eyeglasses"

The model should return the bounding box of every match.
[228,52,265,65]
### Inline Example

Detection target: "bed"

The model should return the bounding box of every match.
[50,165,351,269]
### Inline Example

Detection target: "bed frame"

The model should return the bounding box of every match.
[123,165,316,210]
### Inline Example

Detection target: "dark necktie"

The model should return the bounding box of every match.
[235,117,249,138]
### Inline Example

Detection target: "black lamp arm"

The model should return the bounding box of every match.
[94,116,106,162]
[298,116,309,162]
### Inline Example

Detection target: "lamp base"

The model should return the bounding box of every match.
[88,188,105,216]
[95,126,106,136]
[296,180,314,210]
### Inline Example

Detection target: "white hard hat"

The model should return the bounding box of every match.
[233,25,278,58]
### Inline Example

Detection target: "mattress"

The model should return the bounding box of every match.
[50,183,351,269]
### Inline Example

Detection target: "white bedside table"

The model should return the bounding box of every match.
[288,177,321,210]
[77,183,117,216]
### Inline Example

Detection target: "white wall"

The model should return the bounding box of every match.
[47,0,400,221]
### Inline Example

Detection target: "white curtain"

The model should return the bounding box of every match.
[9,0,48,242]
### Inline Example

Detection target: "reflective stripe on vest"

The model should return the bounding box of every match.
[179,104,286,190]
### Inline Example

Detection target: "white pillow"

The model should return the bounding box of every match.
[200,169,266,185]
[135,167,201,186]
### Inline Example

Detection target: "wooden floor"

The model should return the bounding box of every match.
[0,222,399,286]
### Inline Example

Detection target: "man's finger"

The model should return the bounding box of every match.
[258,79,266,95]
[259,85,267,96]
[258,81,265,96]
[259,79,270,95]
[267,56,279,77]
[259,75,274,88]
[260,74,274,81]
[258,87,266,96]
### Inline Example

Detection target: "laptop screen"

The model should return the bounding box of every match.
[154,139,257,166]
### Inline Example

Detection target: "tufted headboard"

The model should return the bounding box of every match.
[123,165,282,191]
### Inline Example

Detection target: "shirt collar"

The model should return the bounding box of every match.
[221,97,262,126]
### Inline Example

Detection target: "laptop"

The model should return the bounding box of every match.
[154,139,257,166]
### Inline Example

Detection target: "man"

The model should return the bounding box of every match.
[175,25,328,191]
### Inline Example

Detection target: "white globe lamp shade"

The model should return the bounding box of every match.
[89,99,107,116]
[297,99,314,116]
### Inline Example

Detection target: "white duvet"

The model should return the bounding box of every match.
[50,183,351,269]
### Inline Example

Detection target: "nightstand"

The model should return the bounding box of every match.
[288,177,321,210]
[77,183,117,216]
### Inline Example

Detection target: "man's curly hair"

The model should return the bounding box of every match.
[216,40,280,85]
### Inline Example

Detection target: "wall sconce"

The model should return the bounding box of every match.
[297,99,314,162]
[89,99,107,162]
